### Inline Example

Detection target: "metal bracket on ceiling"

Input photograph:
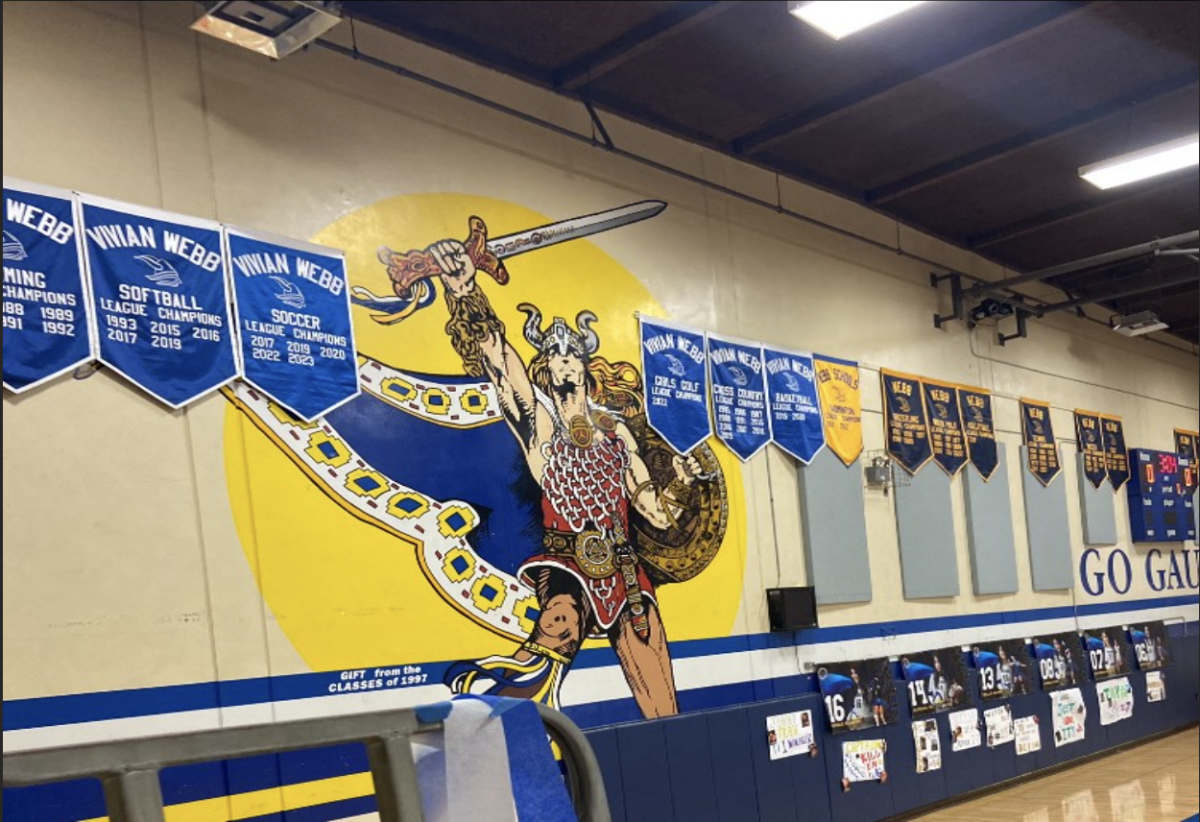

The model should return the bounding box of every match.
[997,309,1029,347]
[930,271,963,329]
[581,98,614,151]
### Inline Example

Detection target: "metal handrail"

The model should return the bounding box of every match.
[3,701,610,822]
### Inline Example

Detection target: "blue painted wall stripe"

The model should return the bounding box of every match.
[3,596,1195,732]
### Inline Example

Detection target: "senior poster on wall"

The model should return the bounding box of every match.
[958,386,998,479]
[1051,688,1087,747]
[1130,621,1172,671]
[1097,677,1134,725]
[881,369,931,474]
[813,354,862,466]
[762,346,825,463]
[973,639,1033,701]
[639,315,711,454]
[707,334,769,461]
[901,647,972,715]
[948,708,981,752]
[817,658,898,734]
[1031,632,1084,690]
[227,227,359,421]
[1020,398,1061,484]
[79,194,238,407]
[2,178,94,392]
[923,378,967,475]
[1082,626,1131,680]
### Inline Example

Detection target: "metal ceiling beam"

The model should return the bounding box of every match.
[555,2,737,92]
[731,1,1096,156]
[1035,269,1200,315]
[867,72,1199,204]
[964,230,1199,296]
[967,171,1198,249]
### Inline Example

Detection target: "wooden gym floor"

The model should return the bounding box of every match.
[914,727,1199,822]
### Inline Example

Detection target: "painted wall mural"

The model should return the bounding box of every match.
[223,194,746,719]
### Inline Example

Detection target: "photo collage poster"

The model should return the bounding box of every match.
[766,709,816,761]
[912,719,942,773]
[948,708,982,752]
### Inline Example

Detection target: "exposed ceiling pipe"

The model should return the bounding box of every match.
[963,230,1199,297]
[1035,269,1200,316]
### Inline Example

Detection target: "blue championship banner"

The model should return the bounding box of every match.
[923,378,967,475]
[1020,398,1060,485]
[1174,428,1197,493]
[3,178,93,392]
[881,369,931,475]
[227,227,359,421]
[706,333,769,461]
[763,346,825,464]
[80,195,238,407]
[958,386,997,480]
[1074,409,1106,489]
[639,315,710,454]
[1101,414,1129,490]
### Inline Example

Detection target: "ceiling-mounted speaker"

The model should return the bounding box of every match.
[191,1,342,59]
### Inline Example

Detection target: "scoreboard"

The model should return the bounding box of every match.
[1126,448,1196,542]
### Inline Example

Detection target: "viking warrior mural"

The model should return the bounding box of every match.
[384,213,728,716]
[228,200,729,719]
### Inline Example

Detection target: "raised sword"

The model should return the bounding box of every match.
[351,200,666,323]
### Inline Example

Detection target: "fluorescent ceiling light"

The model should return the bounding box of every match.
[788,1,927,40]
[1079,133,1199,190]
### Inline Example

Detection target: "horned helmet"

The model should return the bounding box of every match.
[518,302,600,359]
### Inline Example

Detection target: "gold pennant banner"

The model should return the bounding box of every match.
[814,354,863,466]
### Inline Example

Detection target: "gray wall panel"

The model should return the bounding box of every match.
[1020,446,1074,591]
[962,444,1019,595]
[797,448,872,604]
[1076,453,1117,545]
[894,465,959,598]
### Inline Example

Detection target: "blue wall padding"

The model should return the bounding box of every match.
[705,703,763,822]
[586,728,626,822]
[661,712,720,822]
[587,629,1199,822]
[615,720,675,822]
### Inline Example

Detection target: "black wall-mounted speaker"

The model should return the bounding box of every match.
[766,587,818,631]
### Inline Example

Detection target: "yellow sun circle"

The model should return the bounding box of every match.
[224,193,746,672]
